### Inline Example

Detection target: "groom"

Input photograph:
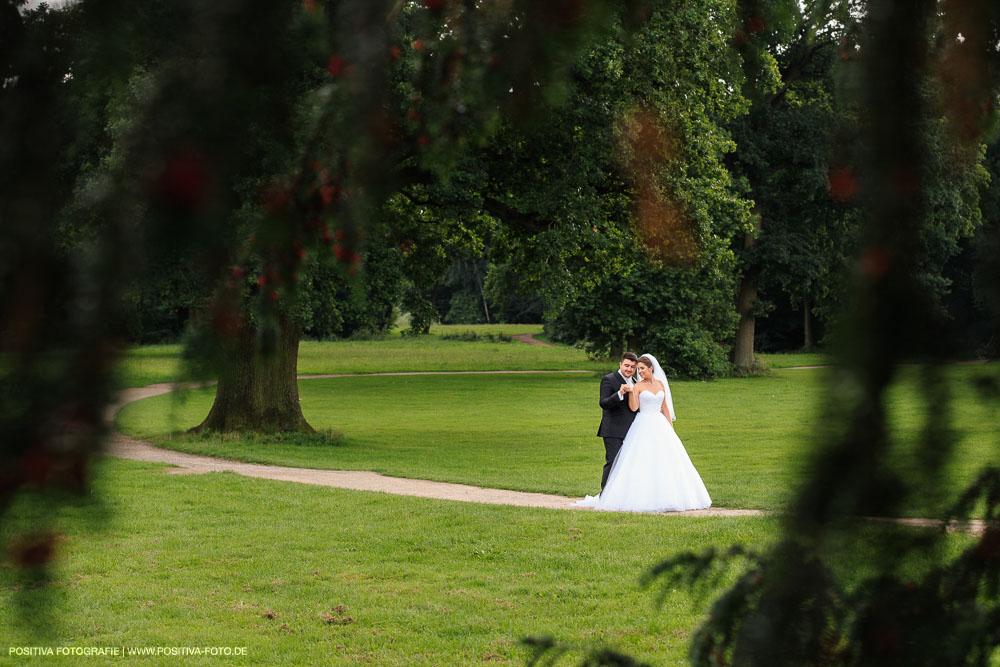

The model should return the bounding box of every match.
[597,352,638,490]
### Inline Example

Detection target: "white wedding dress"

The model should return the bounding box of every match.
[576,388,711,512]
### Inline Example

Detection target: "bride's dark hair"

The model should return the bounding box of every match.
[636,355,653,368]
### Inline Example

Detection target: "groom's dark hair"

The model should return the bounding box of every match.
[621,352,638,362]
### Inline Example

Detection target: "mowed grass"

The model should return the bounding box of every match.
[116,364,1000,516]
[0,459,978,665]
[426,323,545,336]
[116,336,603,389]
[1,458,778,666]
[757,352,829,369]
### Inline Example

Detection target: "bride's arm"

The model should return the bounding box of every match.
[657,382,674,426]
[628,383,640,411]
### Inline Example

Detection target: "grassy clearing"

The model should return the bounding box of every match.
[0,459,774,665]
[756,352,829,369]
[426,323,545,336]
[116,337,603,389]
[116,364,1000,516]
[0,459,976,665]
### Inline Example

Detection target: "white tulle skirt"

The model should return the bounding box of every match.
[576,411,711,512]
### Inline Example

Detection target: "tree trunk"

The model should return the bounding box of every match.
[476,275,491,324]
[191,313,313,433]
[733,215,762,371]
[421,287,434,334]
[733,266,760,371]
[803,295,814,350]
[626,333,641,356]
[610,340,624,363]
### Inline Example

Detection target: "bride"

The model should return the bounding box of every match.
[576,354,711,512]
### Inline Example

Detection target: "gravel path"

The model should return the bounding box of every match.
[103,374,990,531]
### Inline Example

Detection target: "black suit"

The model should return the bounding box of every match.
[597,369,638,489]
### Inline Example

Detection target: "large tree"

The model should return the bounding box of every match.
[726,0,863,369]
[57,0,656,434]
[472,0,753,377]
[728,0,991,368]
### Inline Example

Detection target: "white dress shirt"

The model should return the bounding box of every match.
[617,370,634,400]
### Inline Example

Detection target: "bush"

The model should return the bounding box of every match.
[552,254,737,378]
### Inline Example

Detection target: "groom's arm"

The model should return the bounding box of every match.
[598,376,625,410]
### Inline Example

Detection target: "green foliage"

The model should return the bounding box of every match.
[730,1,992,353]
[482,262,545,323]
[937,138,999,357]
[476,1,752,376]
[726,3,865,356]
[299,229,407,340]
[554,253,739,377]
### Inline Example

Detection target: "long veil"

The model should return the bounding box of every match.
[641,353,675,422]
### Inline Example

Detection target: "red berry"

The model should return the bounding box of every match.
[859,246,892,279]
[327,55,344,77]
[418,134,430,146]
[269,290,280,302]
[828,167,857,202]
[153,148,210,211]
[412,40,424,51]
[390,46,401,62]
[232,266,245,278]
[257,275,267,287]
[262,184,290,213]
[320,185,335,205]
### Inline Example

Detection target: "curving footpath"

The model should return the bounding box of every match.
[104,373,988,532]
[103,375,761,517]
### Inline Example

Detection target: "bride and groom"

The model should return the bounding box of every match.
[576,352,711,512]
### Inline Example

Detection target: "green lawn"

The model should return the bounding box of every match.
[427,323,545,336]
[756,352,829,369]
[0,459,977,665]
[116,364,1000,516]
[116,337,604,389]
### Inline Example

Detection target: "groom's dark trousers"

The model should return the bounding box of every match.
[597,370,638,490]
